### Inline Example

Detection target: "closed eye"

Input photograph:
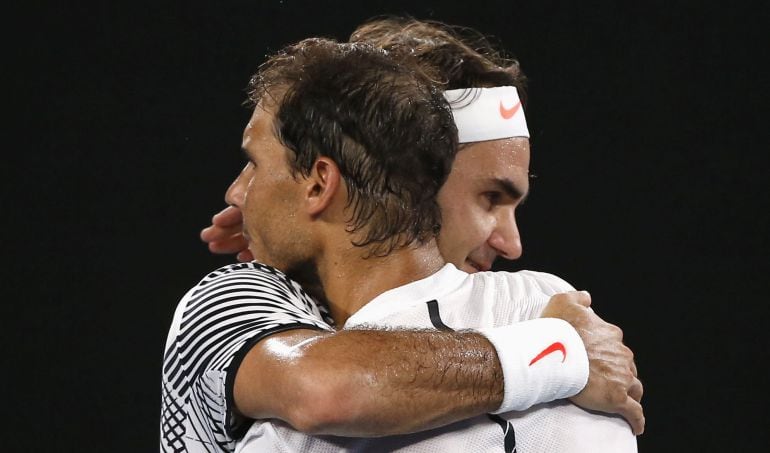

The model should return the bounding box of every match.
[483,191,503,207]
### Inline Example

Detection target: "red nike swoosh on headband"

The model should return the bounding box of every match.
[529,342,567,366]
[499,100,522,119]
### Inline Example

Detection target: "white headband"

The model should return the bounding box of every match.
[443,86,529,143]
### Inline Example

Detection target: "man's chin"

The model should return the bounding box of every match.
[246,245,269,266]
[462,258,492,273]
[461,260,482,274]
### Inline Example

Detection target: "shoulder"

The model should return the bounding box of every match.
[513,270,577,295]
[175,261,331,331]
[163,262,332,369]
[477,269,576,297]
[187,261,315,305]
[195,261,306,292]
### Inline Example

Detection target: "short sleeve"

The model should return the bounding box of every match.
[160,262,333,452]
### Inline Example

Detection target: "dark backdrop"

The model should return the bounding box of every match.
[10,1,768,451]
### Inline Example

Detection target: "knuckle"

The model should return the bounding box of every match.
[620,346,634,362]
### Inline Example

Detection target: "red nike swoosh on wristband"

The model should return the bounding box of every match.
[529,342,567,366]
[499,100,522,119]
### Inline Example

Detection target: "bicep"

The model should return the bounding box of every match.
[233,328,331,420]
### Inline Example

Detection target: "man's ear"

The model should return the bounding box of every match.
[304,157,342,217]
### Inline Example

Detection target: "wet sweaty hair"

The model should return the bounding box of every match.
[350,16,528,105]
[246,38,458,256]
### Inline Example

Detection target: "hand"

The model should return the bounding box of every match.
[200,206,253,262]
[541,291,645,435]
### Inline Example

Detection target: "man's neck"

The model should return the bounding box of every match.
[315,241,446,327]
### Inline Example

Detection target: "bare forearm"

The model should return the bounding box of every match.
[308,329,503,435]
[236,328,503,436]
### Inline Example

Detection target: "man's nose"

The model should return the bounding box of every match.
[488,209,523,261]
[225,163,251,207]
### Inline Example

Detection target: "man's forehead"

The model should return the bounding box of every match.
[242,105,273,144]
[459,138,530,173]
[456,137,530,196]
[473,136,529,154]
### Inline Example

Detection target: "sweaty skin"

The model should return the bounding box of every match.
[199,106,644,435]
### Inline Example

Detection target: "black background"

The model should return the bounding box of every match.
[9,1,768,451]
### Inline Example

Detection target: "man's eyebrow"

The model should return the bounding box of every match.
[494,177,529,203]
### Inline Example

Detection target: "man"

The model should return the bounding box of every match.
[163,22,641,452]
[218,37,633,452]
[201,14,641,429]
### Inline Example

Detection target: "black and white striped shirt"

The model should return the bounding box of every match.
[160,262,333,452]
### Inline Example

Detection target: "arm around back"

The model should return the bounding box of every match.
[233,327,506,436]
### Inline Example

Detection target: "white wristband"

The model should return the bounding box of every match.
[479,318,589,414]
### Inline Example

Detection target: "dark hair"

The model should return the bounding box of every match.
[246,38,458,256]
[350,17,528,105]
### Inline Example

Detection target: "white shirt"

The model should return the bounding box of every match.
[236,264,637,452]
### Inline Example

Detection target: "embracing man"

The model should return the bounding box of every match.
[162,18,642,453]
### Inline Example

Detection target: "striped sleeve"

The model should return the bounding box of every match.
[160,262,333,452]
